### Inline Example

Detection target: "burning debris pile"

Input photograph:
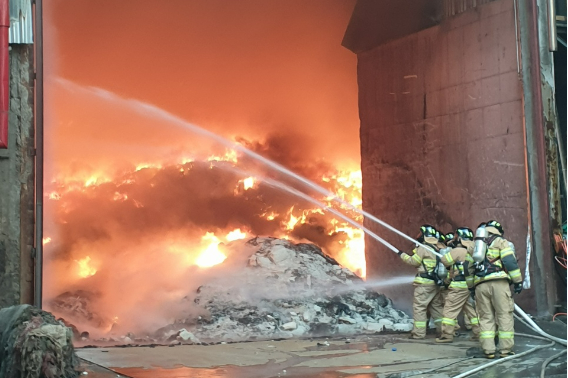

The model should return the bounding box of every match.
[50,238,411,345]
[154,237,412,343]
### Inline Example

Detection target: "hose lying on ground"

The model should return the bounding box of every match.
[540,349,566,378]
[451,341,555,378]
[513,305,567,346]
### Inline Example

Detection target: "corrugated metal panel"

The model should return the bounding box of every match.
[9,0,32,44]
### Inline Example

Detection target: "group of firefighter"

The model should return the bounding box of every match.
[398,220,523,359]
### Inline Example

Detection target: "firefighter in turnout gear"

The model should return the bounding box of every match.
[435,228,480,343]
[472,220,523,359]
[429,230,451,334]
[398,225,443,339]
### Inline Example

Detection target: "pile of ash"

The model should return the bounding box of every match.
[155,237,412,343]
[50,238,412,345]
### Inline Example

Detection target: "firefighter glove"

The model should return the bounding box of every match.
[513,282,523,294]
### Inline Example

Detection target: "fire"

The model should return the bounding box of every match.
[243,177,255,190]
[207,149,238,163]
[47,157,367,278]
[113,192,128,201]
[285,210,300,231]
[335,226,366,278]
[226,228,247,241]
[42,237,52,245]
[75,256,97,278]
[195,233,227,268]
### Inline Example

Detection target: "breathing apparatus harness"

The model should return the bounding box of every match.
[452,256,468,282]
[418,243,446,286]
[473,233,504,278]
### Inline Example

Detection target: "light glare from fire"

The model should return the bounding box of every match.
[226,228,247,241]
[243,177,255,190]
[195,233,227,268]
[76,256,97,278]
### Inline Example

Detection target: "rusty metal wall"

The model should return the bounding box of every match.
[357,0,534,312]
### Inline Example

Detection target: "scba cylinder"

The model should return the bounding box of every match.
[473,226,488,264]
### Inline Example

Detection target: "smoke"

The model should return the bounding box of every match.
[45,0,359,167]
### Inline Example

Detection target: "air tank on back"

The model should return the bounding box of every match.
[437,247,451,281]
[473,225,488,264]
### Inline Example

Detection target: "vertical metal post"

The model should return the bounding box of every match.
[548,0,557,51]
[518,0,558,317]
[34,0,43,309]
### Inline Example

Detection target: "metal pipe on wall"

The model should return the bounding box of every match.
[0,0,8,149]
[548,0,557,51]
[34,0,44,309]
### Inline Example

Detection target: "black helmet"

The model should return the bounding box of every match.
[438,232,446,243]
[485,220,504,235]
[445,232,455,242]
[417,224,437,242]
[420,225,437,238]
[455,227,474,241]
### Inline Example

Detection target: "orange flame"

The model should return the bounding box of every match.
[75,256,97,278]
[226,228,247,241]
[243,177,255,190]
[195,233,227,268]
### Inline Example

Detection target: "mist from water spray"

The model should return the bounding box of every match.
[345,275,416,291]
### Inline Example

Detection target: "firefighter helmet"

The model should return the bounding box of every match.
[456,227,474,241]
[417,225,438,244]
[485,220,504,236]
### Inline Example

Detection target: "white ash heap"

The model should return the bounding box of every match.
[157,237,412,343]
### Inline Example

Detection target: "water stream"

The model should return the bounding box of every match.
[58,79,422,255]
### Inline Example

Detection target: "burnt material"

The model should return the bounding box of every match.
[0,305,79,378]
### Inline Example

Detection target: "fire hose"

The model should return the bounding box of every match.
[450,305,567,378]
[451,341,556,378]
[513,306,567,346]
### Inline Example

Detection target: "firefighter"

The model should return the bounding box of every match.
[429,230,451,334]
[445,231,476,337]
[472,220,523,359]
[435,227,480,343]
[397,225,442,339]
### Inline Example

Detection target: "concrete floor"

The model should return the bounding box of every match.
[78,321,567,378]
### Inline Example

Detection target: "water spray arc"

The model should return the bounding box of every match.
[219,164,400,254]
[60,78,439,256]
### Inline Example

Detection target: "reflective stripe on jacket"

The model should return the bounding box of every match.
[400,245,438,285]
[474,236,522,285]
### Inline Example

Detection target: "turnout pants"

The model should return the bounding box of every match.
[463,299,480,338]
[441,289,480,340]
[475,279,515,354]
[430,289,445,332]
[411,284,440,338]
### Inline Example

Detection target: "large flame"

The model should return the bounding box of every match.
[75,256,97,278]
[195,233,227,268]
[45,152,366,278]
